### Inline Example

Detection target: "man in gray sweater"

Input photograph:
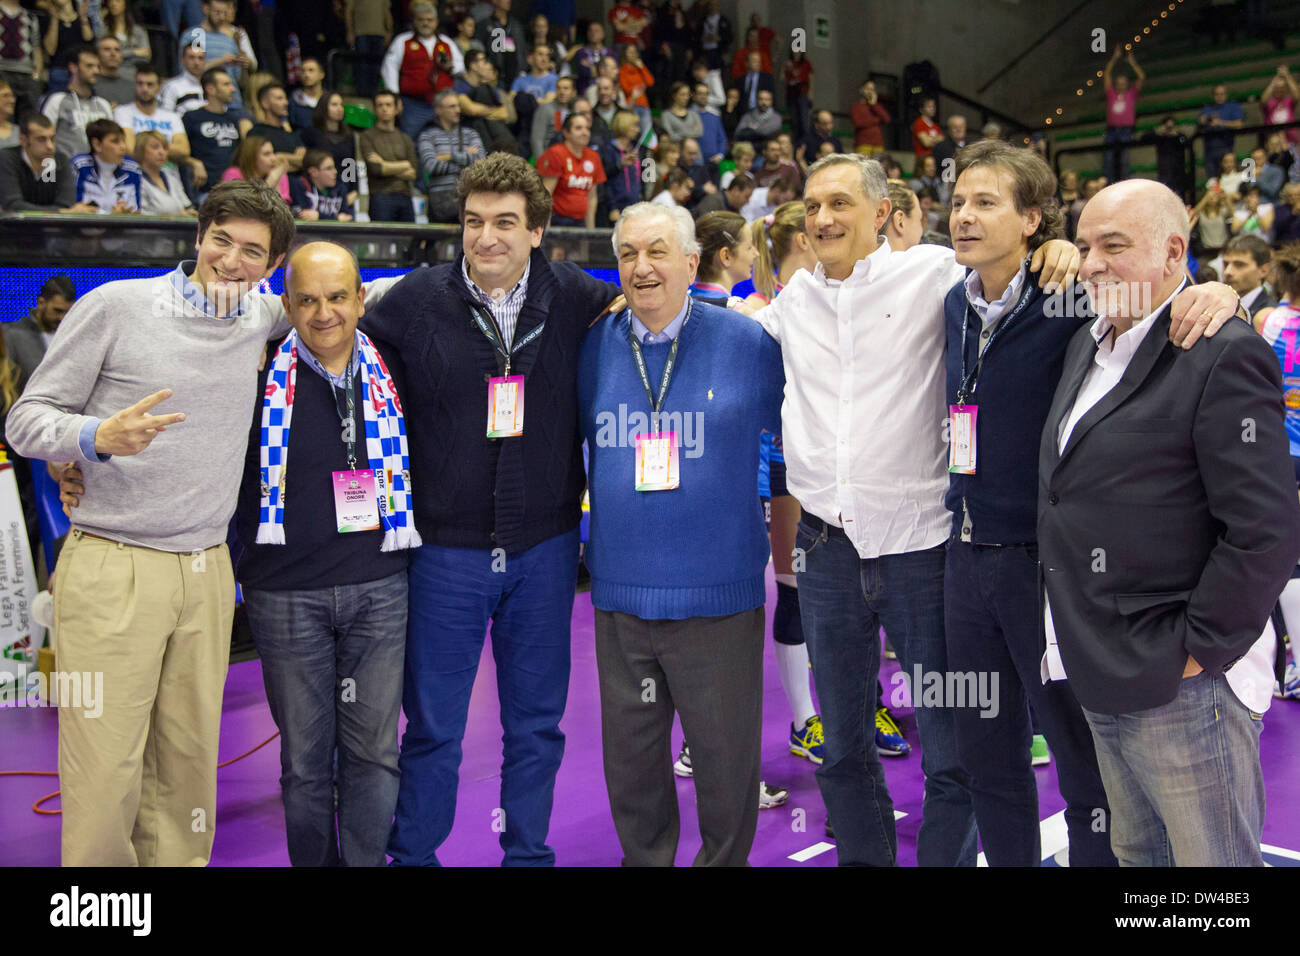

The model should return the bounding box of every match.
[5,180,295,867]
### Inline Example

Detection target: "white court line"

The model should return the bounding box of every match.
[789,811,907,862]
[1262,843,1300,861]
[977,810,1069,867]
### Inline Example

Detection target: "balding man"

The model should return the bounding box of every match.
[1040,180,1300,867]
[234,242,419,866]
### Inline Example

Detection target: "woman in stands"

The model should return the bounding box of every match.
[0,79,16,149]
[600,110,642,223]
[301,90,355,172]
[97,0,152,72]
[222,134,290,202]
[135,130,195,215]
[1263,65,1300,147]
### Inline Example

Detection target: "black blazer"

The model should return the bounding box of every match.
[1038,303,1300,715]
[731,71,775,105]
[1247,287,1277,319]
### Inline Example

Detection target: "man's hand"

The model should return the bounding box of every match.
[299,209,320,220]
[190,157,208,187]
[1168,281,1240,349]
[1182,654,1203,678]
[60,201,99,214]
[94,389,186,456]
[1029,239,1081,294]
[54,462,83,517]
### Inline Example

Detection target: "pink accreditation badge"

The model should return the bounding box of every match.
[949,404,978,475]
[635,430,679,491]
[333,469,381,533]
[487,375,525,437]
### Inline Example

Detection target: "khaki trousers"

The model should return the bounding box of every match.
[54,530,234,866]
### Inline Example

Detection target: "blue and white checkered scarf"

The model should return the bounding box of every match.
[256,329,422,551]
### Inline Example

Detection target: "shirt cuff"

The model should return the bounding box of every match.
[78,418,111,463]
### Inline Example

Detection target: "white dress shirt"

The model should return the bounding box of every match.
[751,238,963,559]
[1041,286,1276,713]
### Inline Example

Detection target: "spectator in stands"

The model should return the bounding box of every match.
[383,2,457,142]
[911,96,942,158]
[883,179,925,251]
[609,0,650,50]
[650,165,691,207]
[360,90,417,222]
[1143,115,1191,202]
[72,117,140,212]
[276,0,346,65]
[588,76,619,145]
[43,0,96,94]
[302,91,355,174]
[96,0,148,72]
[528,13,565,72]
[571,20,614,91]
[3,275,75,387]
[881,156,904,180]
[689,81,725,167]
[92,36,133,106]
[693,170,752,218]
[345,0,393,99]
[418,89,483,222]
[916,184,943,233]
[457,48,517,153]
[531,73,576,159]
[584,60,623,118]
[741,170,797,221]
[754,136,796,188]
[0,78,15,148]
[720,85,742,141]
[1191,185,1233,258]
[660,81,701,143]
[650,1,692,106]
[678,136,716,205]
[783,46,813,142]
[730,24,771,80]
[1257,141,1286,201]
[1102,47,1144,183]
[180,0,255,110]
[601,108,642,223]
[0,112,95,212]
[693,0,732,73]
[798,109,840,171]
[42,46,112,159]
[1221,233,1275,317]
[538,111,604,227]
[618,42,653,134]
[160,42,206,115]
[653,138,680,186]
[690,57,725,112]
[253,83,306,172]
[511,43,558,148]
[720,139,753,189]
[289,149,354,221]
[1274,184,1300,243]
[161,0,205,42]
[135,129,194,216]
[852,80,889,157]
[0,0,44,117]
[981,121,1002,141]
[1209,152,1245,200]
[1198,83,1245,181]
[476,0,528,85]
[932,113,967,171]
[288,57,324,131]
[183,67,250,194]
[735,88,779,146]
[911,153,946,204]
[224,134,291,203]
[1263,65,1299,146]
[733,49,774,114]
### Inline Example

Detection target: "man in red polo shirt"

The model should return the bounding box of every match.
[381,1,456,140]
[911,96,942,158]
[537,112,606,228]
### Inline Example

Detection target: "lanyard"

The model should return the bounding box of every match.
[956,274,1035,405]
[628,300,692,433]
[329,361,359,469]
[469,301,544,377]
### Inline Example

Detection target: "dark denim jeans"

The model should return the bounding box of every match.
[1102,125,1134,182]
[388,529,580,866]
[244,570,407,866]
[945,540,1115,866]
[796,520,977,866]
[367,192,415,223]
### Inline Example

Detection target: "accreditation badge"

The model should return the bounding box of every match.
[487,374,525,437]
[333,469,381,533]
[635,431,679,491]
[948,404,978,475]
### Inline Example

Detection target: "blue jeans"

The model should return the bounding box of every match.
[945,541,1115,866]
[399,96,434,143]
[244,570,407,866]
[367,192,414,223]
[1083,671,1266,866]
[389,529,580,866]
[161,0,205,39]
[1102,125,1133,182]
[796,519,977,866]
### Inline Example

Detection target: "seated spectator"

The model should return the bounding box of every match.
[1198,83,1245,181]
[289,148,353,221]
[650,166,692,207]
[690,57,725,112]
[457,49,517,154]
[691,81,726,165]
[719,140,754,189]
[135,129,194,215]
[182,67,250,193]
[911,96,941,157]
[0,112,96,212]
[1275,184,1300,243]
[527,13,565,77]
[740,170,797,221]
[798,109,841,171]
[601,109,643,223]
[0,1,44,118]
[97,0,151,75]
[43,0,96,94]
[538,111,605,227]
[160,43,207,115]
[222,133,290,202]
[653,138,681,190]
[660,81,701,143]
[179,0,255,110]
[288,57,323,131]
[734,88,780,145]
[753,137,797,188]
[0,78,15,149]
[1191,185,1233,257]
[584,53,623,111]
[851,80,889,156]
[301,90,355,173]
[417,89,483,223]
[730,25,772,79]
[915,184,942,232]
[1264,65,1300,146]
[588,81,618,148]
[512,43,559,103]
[931,113,966,170]
[93,36,134,106]
[693,171,753,218]
[1220,233,1275,317]
[881,156,904,180]
[571,20,614,92]
[359,90,417,223]
[1256,141,1285,202]
[252,82,306,172]
[1232,183,1274,240]
[1208,152,1245,200]
[719,86,742,141]
[910,154,946,204]
[450,12,483,67]
[41,46,112,158]
[677,136,716,206]
[531,74,578,160]
[72,117,141,213]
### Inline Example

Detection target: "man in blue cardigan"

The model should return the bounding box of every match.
[579,202,784,865]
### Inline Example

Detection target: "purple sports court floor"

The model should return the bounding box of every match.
[3,570,1299,867]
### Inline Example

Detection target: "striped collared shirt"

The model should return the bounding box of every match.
[460,256,530,347]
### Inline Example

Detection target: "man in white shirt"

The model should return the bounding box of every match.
[159,43,207,115]
[739,173,797,222]
[41,47,113,159]
[114,65,205,191]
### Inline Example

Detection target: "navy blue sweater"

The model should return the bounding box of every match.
[361,251,618,552]
[943,275,1089,544]
[579,302,783,619]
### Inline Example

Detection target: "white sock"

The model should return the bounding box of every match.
[776,641,817,730]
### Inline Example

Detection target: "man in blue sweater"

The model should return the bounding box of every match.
[579,202,784,865]
[943,141,1243,866]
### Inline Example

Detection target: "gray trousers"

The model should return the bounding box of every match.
[594,607,765,866]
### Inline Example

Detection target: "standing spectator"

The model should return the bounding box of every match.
[659,80,701,143]
[1102,47,1144,182]
[252,82,306,171]
[345,0,393,99]
[159,43,207,115]
[783,46,812,143]
[693,0,732,73]
[852,80,889,156]
[719,85,742,142]
[1191,185,1233,258]
[733,49,773,113]
[601,108,642,223]
[182,67,251,192]
[359,90,417,221]
[92,36,133,106]
[135,129,194,215]
[43,0,96,94]
[41,46,112,159]
[1263,65,1299,146]
[275,0,346,66]
[451,12,483,63]
[457,48,517,152]
[72,117,140,212]
[618,41,653,134]
[302,89,355,173]
[571,20,613,91]
[180,0,256,110]
[911,96,942,158]
[729,25,771,80]
[475,0,527,86]
[288,57,323,130]
[650,0,690,105]
[931,114,967,170]
[1255,141,1285,202]
[289,149,354,220]
[692,81,726,166]
[1143,115,1191,202]
[161,0,205,42]
[417,89,483,222]
[382,2,455,141]
[734,88,779,145]
[678,135,716,205]
[588,74,620,144]
[537,111,604,227]
[609,0,649,49]
[527,13,565,72]
[0,112,96,212]
[0,0,44,117]
[1198,82,1245,181]
[223,134,291,203]
[689,57,724,112]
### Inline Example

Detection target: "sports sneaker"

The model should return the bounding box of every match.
[875,706,910,757]
[1030,734,1051,766]
[673,743,693,777]
[789,715,825,764]
[759,780,789,809]
[1274,660,1300,700]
